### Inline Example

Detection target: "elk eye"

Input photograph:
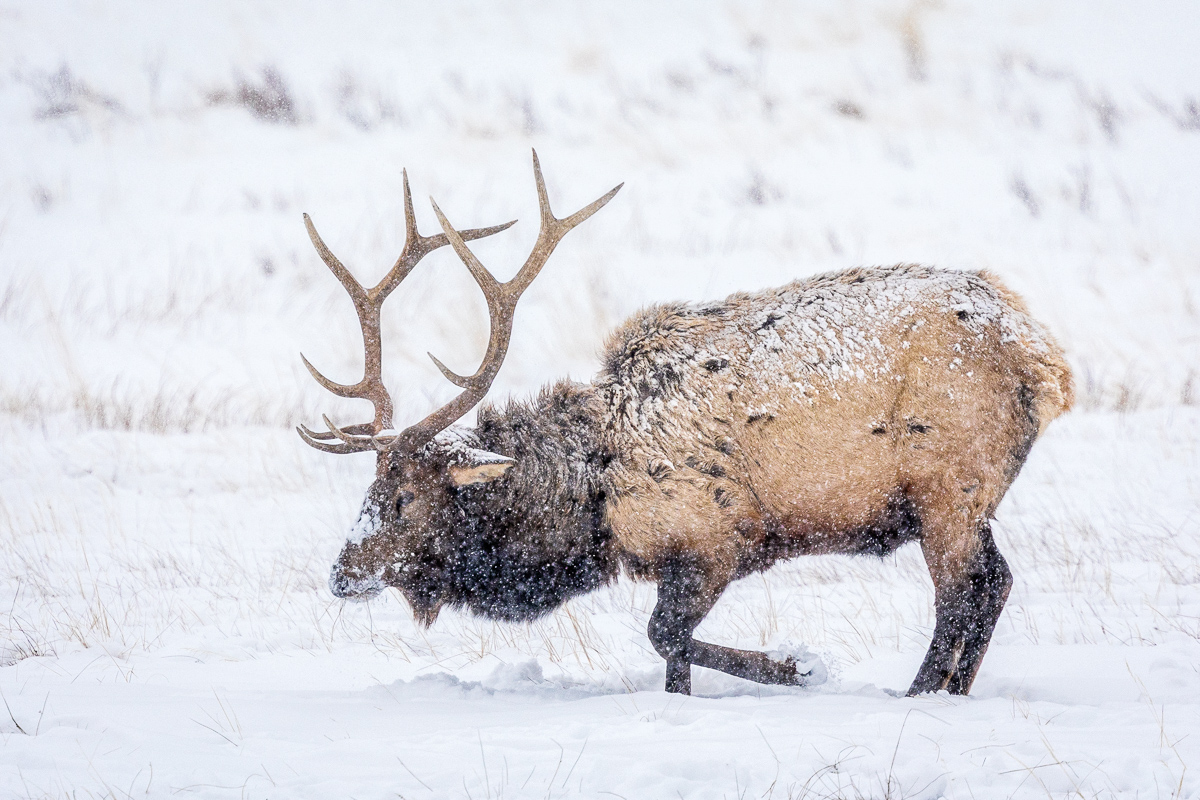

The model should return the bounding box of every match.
[396,490,415,511]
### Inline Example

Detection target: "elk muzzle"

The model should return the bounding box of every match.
[328,561,385,601]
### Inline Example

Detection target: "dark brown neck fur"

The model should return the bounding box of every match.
[438,382,619,621]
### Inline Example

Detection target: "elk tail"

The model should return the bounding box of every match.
[976,270,1075,436]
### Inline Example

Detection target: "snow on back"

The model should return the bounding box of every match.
[600,264,1055,437]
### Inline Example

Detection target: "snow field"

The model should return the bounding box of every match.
[2,0,1200,797]
[3,407,1199,797]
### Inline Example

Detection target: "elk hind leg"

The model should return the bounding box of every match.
[648,555,805,694]
[909,520,1012,696]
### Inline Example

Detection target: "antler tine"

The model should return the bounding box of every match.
[428,352,473,389]
[402,169,419,252]
[383,152,621,454]
[304,214,370,306]
[300,353,359,398]
[296,425,371,455]
[372,171,516,304]
[507,149,623,298]
[298,421,376,441]
[428,198,504,306]
[321,415,381,448]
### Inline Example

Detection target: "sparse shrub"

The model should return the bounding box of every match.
[1075,361,1153,413]
[29,183,54,212]
[207,66,299,124]
[746,169,783,205]
[1146,92,1200,131]
[1010,174,1041,217]
[24,64,122,120]
[333,69,405,131]
[832,99,864,119]
[1081,88,1122,143]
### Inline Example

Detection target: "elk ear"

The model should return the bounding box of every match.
[448,449,515,486]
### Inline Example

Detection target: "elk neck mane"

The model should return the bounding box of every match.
[437,381,620,622]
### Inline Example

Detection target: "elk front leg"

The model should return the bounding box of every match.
[909,522,1012,696]
[648,556,804,694]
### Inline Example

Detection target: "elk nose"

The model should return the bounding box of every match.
[329,567,359,599]
[329,566,383,601]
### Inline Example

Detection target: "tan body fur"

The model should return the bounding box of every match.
[597,265,1073,597]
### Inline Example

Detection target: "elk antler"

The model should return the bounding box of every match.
[299,155,621,456]
[383,150,622,454]
[297,171,516,455]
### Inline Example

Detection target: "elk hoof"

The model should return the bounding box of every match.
[765,645,829,687]
[763,655,803,685]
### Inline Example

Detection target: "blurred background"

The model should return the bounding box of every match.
[3,0,1197,437]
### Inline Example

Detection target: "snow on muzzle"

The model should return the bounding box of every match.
[328,565,384,601]
[328,499,387,601]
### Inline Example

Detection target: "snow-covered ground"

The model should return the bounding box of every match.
[2,1,1198,797]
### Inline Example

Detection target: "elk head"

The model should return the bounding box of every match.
[298,152,621,623]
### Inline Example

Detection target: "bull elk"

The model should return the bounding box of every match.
[299,151,1073,696]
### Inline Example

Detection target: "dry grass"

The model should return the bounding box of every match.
[2,430,1192,680]
[1,263,1193,443]
[0,385,314,433]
